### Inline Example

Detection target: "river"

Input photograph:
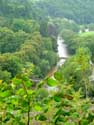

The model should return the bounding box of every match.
[47,36,68,91]
[57,36,68,67]
[47,36,69,77]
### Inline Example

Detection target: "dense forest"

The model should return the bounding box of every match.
[35,0,94,24]
[0,0,94,125]
[0,0,59,81]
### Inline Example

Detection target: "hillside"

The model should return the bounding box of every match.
[1,0,94,125]
[35,0,94,24]
[0,0,58,80]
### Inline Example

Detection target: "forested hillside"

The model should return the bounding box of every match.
[1,0,94,125]
[35,0,94,24]
[0,0,58,81]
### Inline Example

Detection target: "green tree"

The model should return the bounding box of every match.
[0,54,22,77]
[59,47,92,97]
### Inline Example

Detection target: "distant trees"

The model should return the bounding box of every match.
[60,29,77,54]
[35,0,94,24]
[0,27,29,53]
[1,0,94,25]
[0,0,32,18]
[53,18,80,33]
[0,0,59,81]
[0,27,58,80]
[0,54,22,78]
[0,17,58,80]
[11,19,40,33]
[16,32,58,78]
[0,69,11,82]
[61,30,94,62]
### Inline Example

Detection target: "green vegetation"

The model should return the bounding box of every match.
[61,30,94,62]
[0,49,94,124]
[0,0,58,80]
[35,0,94,24]
[0,0,94,125]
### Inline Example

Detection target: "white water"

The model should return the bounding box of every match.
[57,36,68,67]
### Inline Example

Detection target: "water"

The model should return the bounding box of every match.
[57,36,68,67]
[47,36,68,91]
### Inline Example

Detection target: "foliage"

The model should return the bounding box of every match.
[0,62,94,124]
[0,0,58,80]
[0,1,94,125]
[61,30,94,62]
[58,47,92,97]
[0,27,29,53]
[35,0,94,24]
[0,54,22,77]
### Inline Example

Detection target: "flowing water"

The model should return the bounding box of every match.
[47,36,69,91]
[57,36,68,67]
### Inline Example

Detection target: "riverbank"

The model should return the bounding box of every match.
[47,36,69,77]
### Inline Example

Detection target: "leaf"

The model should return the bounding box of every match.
[24,80,32,88]
[0,80,3,84]
[72,89,82,101]
[82,104,89,111]
[21,100,29,107]
[47,78,58,86]
[62,109,70,116]
[35,114,47,121]
[16,88,25,95]
[87,113,94,121]
[57,116,64,122]
[54,116,64,124]
[81,119,89,125]
[72,112,79,119]
[63,99,71,106]
[64,122,75,125]
[54,71,62,80]
[54,108,62,118]
[1,90,11,98]
[43,107,48,113]
[34,104,42,111]
[54,95,62,102]
[27,90,33,96]
[12,78,22,85]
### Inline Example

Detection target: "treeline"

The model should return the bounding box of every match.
[0,0,58,81]
[35,0,94,24]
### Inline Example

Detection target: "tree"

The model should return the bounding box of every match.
[11,19,39,33]
[0,26,31,54]
[0,69,11,82]
[39,59,50,77]
[0,54,22,77]
[0,67,94,125]
[59,47,92,97]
